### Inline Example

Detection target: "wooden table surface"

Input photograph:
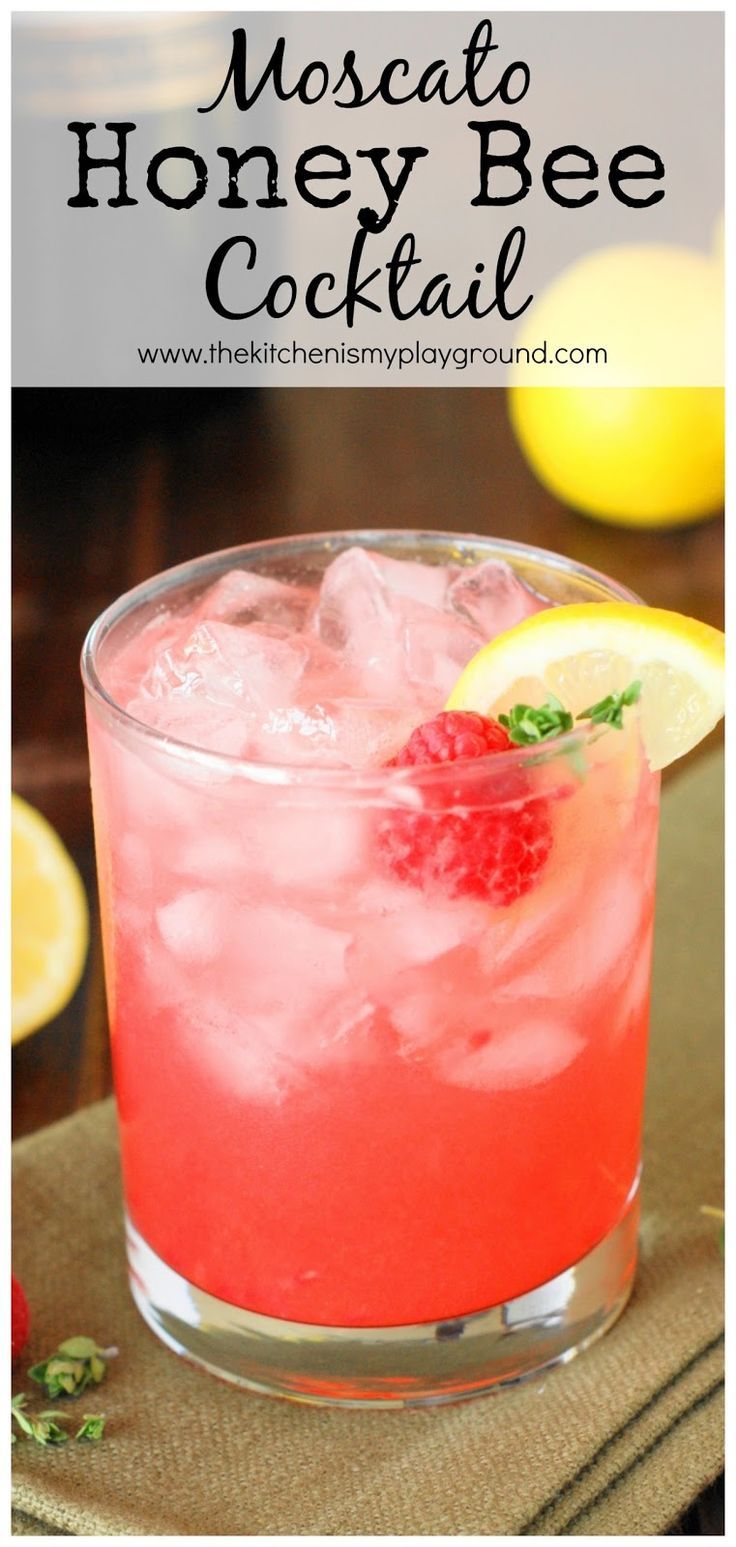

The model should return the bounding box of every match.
[11,387,724,1530]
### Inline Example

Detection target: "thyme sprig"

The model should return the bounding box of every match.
[499,681,643,747]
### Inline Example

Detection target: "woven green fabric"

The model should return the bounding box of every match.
[12,752,723,1536]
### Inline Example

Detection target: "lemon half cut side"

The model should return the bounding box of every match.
[445,602,725,772]
[11,793,89,1043]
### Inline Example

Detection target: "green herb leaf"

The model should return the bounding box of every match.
[11,1395,35,1438]
[12,1391,108,1449]
[576,680,643,730]
[57,1337,101,1361]
[11,1396,70,1447]
[75,1414,106,1442]
[30,1416,69,1446]
[29,1358,86,1399]
[28,1339,110,1399]
[499,694,574,746]
[27,1361,50,1386]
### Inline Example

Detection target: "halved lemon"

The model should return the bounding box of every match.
[446,602,724,771]
[11,794,89,1044]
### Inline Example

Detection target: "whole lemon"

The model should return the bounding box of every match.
[509,245,723,528]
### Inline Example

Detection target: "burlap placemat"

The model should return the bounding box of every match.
[11,751,724,1536]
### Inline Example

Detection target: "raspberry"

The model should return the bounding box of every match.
[391,711,513,767]
[378,711,552,906]
[12,1273,30,1362]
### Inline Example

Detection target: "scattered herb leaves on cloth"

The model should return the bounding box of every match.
[12,1335,116,1447]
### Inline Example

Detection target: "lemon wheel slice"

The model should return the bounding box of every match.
[11,793,89,1044]
[445,602,725,772]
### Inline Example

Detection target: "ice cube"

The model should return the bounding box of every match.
[102,611,183,709]
[176,903,377,1098]
[389,947,489,1057]
[364,549,454,610]
[314,698,425,767]
[500,866,645,1001]
[317,547,484,704]
[447,560,547,640]
[194,568,315,630]
[169,826,251,885]
[185,993,381,1104]
[478,906,541,981]
[131,621,314,758]
[243,799,368,890]
[441,1017,584,1092]
[218,903,352,1020]
[248,702,340,764]
[125,690,253,754]
[346,880,488,999]
[248,694,430,769]
[402,614,485,697]
[156,888,226,965]
[182,1000,299,1104]
[155,621,311,708]
[316,548,404,690]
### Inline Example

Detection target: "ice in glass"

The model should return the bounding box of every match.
[83,533,659,1402]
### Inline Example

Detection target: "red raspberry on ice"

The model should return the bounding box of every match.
[390,710,513,767]
[378,710,552,907]
[12,1273,30,1362]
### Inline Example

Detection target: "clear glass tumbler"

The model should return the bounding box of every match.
[82,531,659,1406]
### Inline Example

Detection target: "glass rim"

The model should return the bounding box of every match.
[80,528,644,791]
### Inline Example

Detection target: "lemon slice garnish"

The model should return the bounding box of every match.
[446,602,724,771]
[11,793,89,1043]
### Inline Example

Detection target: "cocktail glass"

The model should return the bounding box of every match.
[82,531,658,1406]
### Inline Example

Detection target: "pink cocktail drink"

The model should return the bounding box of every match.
[84,533,658,1402]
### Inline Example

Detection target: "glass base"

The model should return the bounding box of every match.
[126,1183,639,1408]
